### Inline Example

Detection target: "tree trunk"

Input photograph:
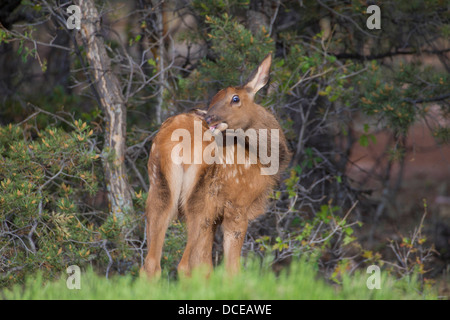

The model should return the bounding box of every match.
[151,0,165,125]
[77,0,133,221]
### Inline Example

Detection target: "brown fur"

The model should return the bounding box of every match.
[143,55,290,277]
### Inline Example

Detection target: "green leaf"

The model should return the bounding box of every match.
[363,123,370,133]
[294,165,302,175]
[343,235,356,245]
[344,227,354,236]
[359,135,369,147]
[147,58,156,67]
[327,55,337,63]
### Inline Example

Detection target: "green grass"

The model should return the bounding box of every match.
[1,259,436,300]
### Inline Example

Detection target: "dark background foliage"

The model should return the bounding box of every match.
[0,0,448,295]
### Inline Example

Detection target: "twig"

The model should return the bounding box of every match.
[126,154,149,192]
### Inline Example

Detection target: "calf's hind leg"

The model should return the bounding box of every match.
[177,213,217,277]
[178,187,218,277]
[143,179,178,278]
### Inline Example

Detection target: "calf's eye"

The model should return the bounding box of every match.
[231,95,240,103]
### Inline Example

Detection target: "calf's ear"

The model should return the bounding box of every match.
[244,54,272,96]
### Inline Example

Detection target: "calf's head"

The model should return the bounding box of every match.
[205,54,272,132]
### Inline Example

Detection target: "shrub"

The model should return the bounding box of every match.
[0,120,115,287]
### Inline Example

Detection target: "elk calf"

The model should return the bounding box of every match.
[143,54,290,277]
